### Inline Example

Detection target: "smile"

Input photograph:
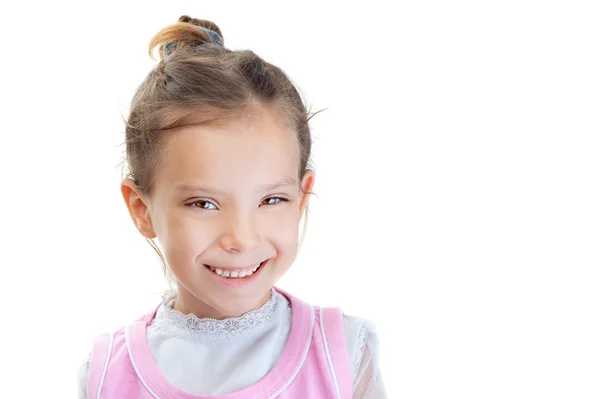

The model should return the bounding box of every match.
[204,259,268,279]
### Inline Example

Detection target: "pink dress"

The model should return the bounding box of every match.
[86,287,354,398]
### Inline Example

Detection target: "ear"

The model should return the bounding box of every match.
[298,169,315,216]
[120,178,157,239]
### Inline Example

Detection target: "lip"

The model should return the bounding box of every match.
[204,259,269,286]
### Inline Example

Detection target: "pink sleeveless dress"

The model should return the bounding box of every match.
[86,287,354,398]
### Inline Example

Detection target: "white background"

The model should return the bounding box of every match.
[1,1,599,398]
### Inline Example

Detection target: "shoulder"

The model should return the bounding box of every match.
[77,331,116,399]
[279,288,382,368]
[77,352,91,399]
[77,305,160,396]
[341,313,379,343]
[340,313,388,397]
[340,313,381,382]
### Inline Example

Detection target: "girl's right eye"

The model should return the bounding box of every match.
[184,200,217,210]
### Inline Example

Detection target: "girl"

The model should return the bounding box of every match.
[78,15,386,399]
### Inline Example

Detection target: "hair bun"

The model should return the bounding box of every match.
[177,15,224,41]
[149,16,224,60]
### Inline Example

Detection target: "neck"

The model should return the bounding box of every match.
[171,285,273,320]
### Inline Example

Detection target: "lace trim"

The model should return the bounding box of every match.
[148,288,285,344]
[354,322,369,381]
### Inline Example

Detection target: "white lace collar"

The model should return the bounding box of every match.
[149,288,288,345]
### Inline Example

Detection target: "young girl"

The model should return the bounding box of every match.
[78,15,386,399]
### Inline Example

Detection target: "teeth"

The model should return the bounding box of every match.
[207,261,265,279]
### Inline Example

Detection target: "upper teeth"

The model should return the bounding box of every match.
[208,263,262,278]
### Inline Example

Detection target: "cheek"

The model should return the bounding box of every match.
[265,211,300,252]
[160,213,212,264]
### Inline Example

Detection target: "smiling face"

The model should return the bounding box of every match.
[121,106,314,318]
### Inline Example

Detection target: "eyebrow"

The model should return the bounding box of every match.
[175,177,298,195]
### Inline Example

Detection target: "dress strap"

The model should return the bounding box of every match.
[320,307,354,399]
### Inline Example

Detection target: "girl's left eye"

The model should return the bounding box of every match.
[261,197,288,206]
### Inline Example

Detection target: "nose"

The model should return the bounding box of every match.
[219,211,261,253]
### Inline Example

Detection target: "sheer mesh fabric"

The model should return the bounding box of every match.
[352,319,387,399]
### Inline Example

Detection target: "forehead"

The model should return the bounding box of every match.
[155,108,300,195]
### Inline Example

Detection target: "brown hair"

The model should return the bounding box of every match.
[120,15,322,276]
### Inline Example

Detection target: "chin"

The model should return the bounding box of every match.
[199,285,272,317]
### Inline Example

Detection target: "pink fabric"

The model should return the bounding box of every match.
[87,287,353,398]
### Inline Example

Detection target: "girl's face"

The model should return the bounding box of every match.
[123,107,314,318]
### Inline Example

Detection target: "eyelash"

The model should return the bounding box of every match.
[184,197,289,210]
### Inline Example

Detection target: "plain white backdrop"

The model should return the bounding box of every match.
[1,1,599,397]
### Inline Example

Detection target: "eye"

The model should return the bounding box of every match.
[261,196,288,206]
[184,199,218,210]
